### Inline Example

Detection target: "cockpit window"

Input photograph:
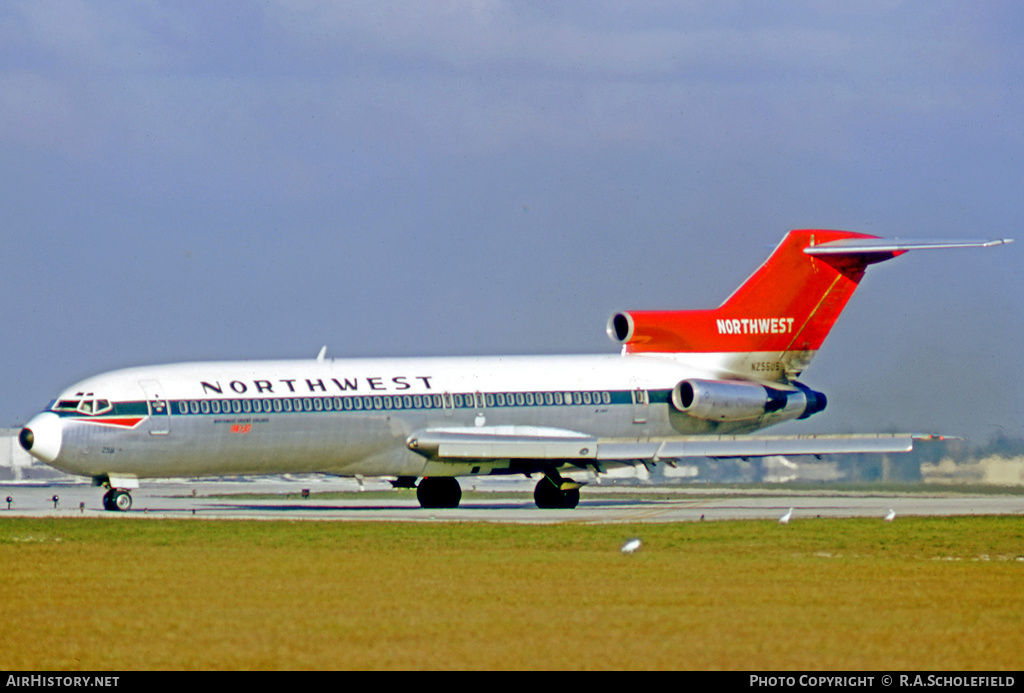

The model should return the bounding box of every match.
[51,393,113,416]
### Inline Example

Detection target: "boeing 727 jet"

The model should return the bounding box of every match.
[19,230,1010,510]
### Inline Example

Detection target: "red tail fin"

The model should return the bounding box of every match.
[608,230,899,376]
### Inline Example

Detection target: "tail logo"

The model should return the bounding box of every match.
[716,317,796,336]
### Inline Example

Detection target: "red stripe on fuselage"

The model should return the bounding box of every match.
[76,417,146,428]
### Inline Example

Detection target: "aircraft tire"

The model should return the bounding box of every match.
[110,490,132,512]
[416,477,462,509]
[534,479,579,509]
[102,490,114,511]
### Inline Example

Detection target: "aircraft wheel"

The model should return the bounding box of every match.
[416,477,462,509]
[534,478,578,509]
[534,478,560,508]
[102,490,114,511]
[109,490,132,512]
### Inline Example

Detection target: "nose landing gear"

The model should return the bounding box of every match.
[102,488,133,512]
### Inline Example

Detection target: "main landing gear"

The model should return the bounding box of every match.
[414,468,585,510]
[416,476,463,509]
[102,488,133,512]
[533,468,582,509]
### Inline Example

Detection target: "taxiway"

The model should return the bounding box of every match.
[1,478,1020,523]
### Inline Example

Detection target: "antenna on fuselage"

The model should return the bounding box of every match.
[316,346,327,362]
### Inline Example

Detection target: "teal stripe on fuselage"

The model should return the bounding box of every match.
[50,388,673,421]
[168,389,653,417]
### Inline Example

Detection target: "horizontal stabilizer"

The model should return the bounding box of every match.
[804,237,1013,256]
[408,427,944,462]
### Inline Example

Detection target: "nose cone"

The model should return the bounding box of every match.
[20,412,63,464]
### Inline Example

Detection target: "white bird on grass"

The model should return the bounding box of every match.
[621,538,642,554]
[884,509,896,522]
[779,507,793,525]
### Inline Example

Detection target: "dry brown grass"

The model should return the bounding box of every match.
[1,516,1021,670]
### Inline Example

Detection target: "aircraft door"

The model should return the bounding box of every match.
[139,380,170,435]
[630,379,649,425]
[473,391,486,426]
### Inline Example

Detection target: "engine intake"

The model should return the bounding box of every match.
[607,313,634,343]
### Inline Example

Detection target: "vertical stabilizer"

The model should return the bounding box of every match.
[607,229,1009,380]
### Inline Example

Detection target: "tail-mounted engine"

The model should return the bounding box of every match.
[671,378,826,422]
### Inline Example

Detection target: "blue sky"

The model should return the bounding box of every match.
[2,1,1022,444]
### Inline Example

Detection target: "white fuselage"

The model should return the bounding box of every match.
[23,351,812,482]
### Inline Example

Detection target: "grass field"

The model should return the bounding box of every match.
[2,515,1022,670]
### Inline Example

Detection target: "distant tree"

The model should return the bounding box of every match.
[974,434,1024,460]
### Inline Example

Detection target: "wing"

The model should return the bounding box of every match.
[407,426,944,464]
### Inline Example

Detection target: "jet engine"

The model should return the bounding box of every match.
[671,378,826,422]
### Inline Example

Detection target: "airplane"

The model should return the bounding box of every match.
[18,229,1011,511]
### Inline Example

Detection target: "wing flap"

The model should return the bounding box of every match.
[598,434,922,460]
[408,427,939,462]
[408,426,597,461]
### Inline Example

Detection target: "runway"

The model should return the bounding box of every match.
[2,477,1022,523]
